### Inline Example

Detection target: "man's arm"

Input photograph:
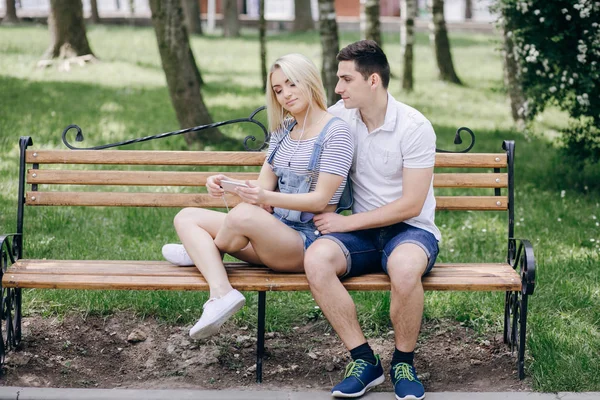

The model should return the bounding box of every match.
[313,166,433,234]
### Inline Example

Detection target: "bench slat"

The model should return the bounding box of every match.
[25,191,509,210]
[28,170,258,186]
[28,170,508,189]
[434,173,507,188]
[3,260,521,292]
[26,150,266,166]
[26,150,507,168]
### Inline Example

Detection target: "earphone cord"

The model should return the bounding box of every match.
[221,194,230,212]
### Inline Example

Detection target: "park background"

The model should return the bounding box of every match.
[0,0,599,393]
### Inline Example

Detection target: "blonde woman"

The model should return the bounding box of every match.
[162,54,354,340]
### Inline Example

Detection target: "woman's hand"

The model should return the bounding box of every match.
[206,174,227,197]
[236,181,268,206]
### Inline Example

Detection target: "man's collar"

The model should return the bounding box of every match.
[353,92,397,132]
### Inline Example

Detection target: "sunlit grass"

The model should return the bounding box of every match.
[1,24,599,391]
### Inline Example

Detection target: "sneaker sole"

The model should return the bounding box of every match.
[189,297,246,340]
[331,374,385,398]
[395,394,425,400]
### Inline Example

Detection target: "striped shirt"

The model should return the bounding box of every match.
[266,118,354,204]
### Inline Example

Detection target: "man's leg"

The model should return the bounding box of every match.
[383,225,438,400]
[387,244,428,353]
[304,239,366,349]
[305,235,384,398]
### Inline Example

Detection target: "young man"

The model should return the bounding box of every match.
[304,40,441,400]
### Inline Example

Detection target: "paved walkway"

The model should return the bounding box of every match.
[0,388,599,400]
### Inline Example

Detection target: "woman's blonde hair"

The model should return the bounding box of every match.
[265,53,328,132]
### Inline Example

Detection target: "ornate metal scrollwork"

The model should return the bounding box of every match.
[436,127,476,153]
[62,106,269,152]
[504,238,536,379]
[0,234,22,368]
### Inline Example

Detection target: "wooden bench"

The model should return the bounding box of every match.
[0,109,536,382]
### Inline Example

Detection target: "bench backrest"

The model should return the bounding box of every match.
[21,150,510,212]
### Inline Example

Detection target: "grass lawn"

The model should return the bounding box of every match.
[0,24,599,392]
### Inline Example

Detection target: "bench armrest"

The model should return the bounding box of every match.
[508,238,535,295]
[0,234,21,269]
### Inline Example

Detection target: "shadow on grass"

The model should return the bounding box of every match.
[0,75,267,153]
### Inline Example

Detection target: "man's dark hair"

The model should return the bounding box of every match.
[337,40,390,89]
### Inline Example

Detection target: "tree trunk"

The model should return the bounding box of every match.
[182,0,202,35]
[293,0,314,32]
[360,0,381,46]
[222,0,240,37]
[401,0,416,91]
[90,0,100,23]
[43,0,94,60]
[428,0,461,84]
[318,0,340,106]
[464,0,472,20]
[4,0,19,23]
[502,24,526,127]
[259,0,267,92]
[149,0,221,146]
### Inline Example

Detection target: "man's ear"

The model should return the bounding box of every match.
[369,73,380,89]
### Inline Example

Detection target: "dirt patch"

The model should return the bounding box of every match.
[0,313,531,392]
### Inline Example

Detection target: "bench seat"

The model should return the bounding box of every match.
[3,259,522,292]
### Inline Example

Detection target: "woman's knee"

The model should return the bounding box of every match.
[304,239,345,284]
[224,203,263,231]
[173,208,197,231]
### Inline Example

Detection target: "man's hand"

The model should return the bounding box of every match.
[313,212,352,234]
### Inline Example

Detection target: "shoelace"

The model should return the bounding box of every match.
[392,363,417,382]
[343,359,367,379]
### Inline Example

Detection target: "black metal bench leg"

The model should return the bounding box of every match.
[518,293,529,380]
[256,291,266,383]
[503,291,510,344]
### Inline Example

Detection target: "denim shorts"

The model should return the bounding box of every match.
[318,222,439,278]
[278,216,320,250]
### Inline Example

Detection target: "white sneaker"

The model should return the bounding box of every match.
[162,244,194,266]
[190,289,246,340]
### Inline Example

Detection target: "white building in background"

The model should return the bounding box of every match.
[2,0,496,23]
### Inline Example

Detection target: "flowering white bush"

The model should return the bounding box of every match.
[494,0,600,161]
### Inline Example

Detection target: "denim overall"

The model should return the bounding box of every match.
[267,117,353,248]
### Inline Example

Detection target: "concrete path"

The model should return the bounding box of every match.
[0,388,599,400]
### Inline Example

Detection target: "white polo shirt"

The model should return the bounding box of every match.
[329,93,441,241]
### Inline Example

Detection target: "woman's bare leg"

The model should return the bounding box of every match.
[214,203,306,272]
[173,208,262,298]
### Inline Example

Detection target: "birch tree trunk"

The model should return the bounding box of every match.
[182,0,203,35]
[401,0,416,91]
[293,0,314,32]
[318,0,340,106]
[259,0,267,91]
[428,0,462,84]
[360,0,381,46]
[223,0,240,37]
[90,0,100,23]
[42,0,94,60]
[4,0,19,23]
[465,0,472,20]
[149,0,221,146]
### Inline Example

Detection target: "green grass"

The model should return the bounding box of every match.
[1,24,599,391]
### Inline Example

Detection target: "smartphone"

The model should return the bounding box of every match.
[220,179,249,193]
